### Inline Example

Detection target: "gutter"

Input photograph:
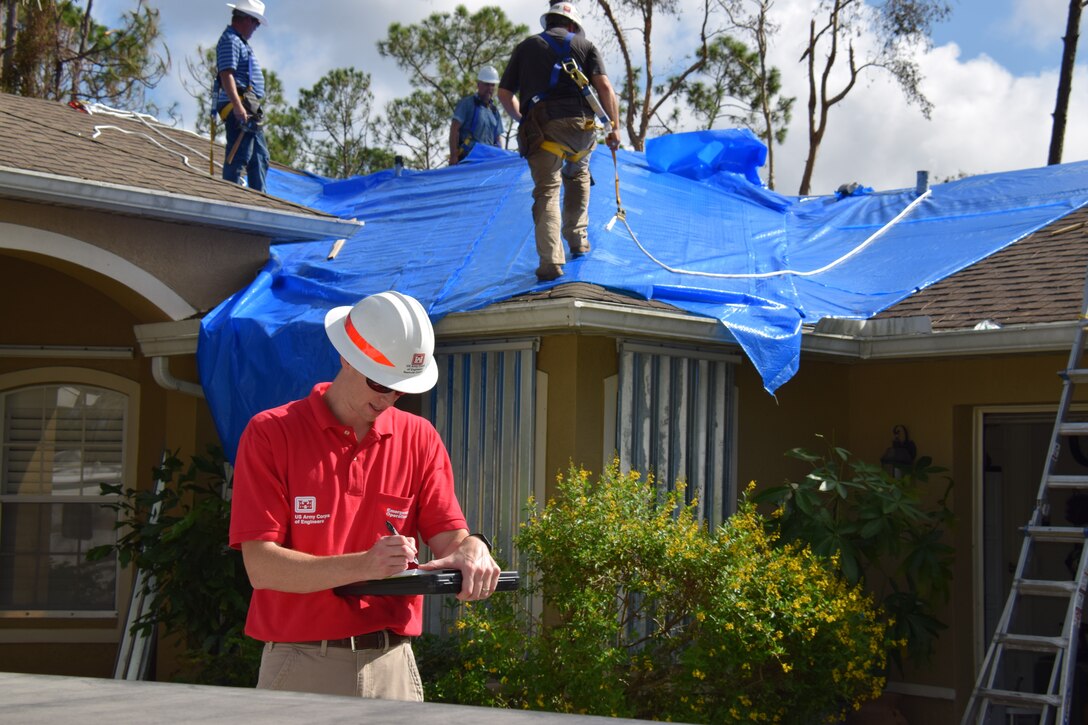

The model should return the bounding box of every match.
[802,320,1080,360]
[439,301,1082,361]
[435,298,738,345]
[0,166,361,243]
[130,303,1083,389]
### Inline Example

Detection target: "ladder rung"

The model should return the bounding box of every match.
[1063,368,1088,383]
[1024,525,1088,542]
[997,632,1067,652]
[1060,421,1088,436]
[1047,474,1088,490]
[1016,579,1077,596]
[976,688,1062,709]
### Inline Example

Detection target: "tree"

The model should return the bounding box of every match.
[797,0,950,195]
[182,44,218,139]
[0,0,168,112]
[298,67,393,178]
[592,0,718,151]
[380,90,451,170]
[261,71,306,169]
[377,4,527,165]
[1048,0,1087,165]
[684,34,793,189]
[714,0,791,189]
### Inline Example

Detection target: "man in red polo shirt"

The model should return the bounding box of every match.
[229,290,500,700]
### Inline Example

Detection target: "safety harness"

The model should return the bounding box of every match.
[457,96,501,161]
[524,31,612,162]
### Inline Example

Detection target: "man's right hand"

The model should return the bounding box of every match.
[366,533,418,579]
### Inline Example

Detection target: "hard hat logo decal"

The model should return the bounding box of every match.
[412,353,426,366]
[344,315,395,367]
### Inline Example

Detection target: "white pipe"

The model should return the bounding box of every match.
[151,357,204,398]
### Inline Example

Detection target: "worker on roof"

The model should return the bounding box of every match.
[448,66,505,166]
[498,2,621,283]
[230,291,500,700]
[214,0,270,192]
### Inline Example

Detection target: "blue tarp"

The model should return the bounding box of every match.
[198,129,1088,460]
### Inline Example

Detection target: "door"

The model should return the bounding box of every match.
[980,410,1088,696]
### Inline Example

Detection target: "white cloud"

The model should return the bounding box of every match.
[1007,0,1075,52]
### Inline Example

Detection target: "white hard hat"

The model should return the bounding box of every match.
[541,2,583,32]
[324,291,438,394]
[477,66,500,84]
[227,0,267,26]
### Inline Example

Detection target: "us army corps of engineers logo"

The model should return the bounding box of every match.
[294,496,331,526]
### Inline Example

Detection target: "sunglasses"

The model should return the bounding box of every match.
[365,376,405,397]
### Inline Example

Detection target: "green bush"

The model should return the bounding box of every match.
[88,447,261,686]
[426,461,887,723]
[754,440,954,670]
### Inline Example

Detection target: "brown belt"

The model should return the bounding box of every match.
[288,630,410,651]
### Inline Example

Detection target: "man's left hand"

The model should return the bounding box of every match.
[419,535,500,601]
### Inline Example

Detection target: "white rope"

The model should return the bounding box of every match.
[609,188,932,280]
[92,124,204,172]
[83,102,221,172]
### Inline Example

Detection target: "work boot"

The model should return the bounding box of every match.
[536,263,564,282]
[570,241,591,259]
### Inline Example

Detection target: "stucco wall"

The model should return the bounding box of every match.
[537,334,619,499]
[0,198,269,314]
[737,348,1084,722]
[0,254,223,678]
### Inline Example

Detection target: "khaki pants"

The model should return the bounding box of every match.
[526,116,597,267]
[256,640,424,700]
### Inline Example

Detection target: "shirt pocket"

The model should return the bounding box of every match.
[370,492,416,543]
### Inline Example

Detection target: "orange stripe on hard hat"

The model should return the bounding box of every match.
[344,315,395,367]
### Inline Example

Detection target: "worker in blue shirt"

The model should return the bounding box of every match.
[214,0,270,192]
[448,66,505,166]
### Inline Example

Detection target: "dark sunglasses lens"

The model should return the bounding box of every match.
[366,378,397,395]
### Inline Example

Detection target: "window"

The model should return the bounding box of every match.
[423,340,539,559]
[616,341,738,529]
[421,340,540,633]
[0,383,125,616]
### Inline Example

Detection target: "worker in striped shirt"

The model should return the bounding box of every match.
[214,0,269,192]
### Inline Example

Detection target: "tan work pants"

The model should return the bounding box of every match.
[526,116,597,266]
[256,639,424,700]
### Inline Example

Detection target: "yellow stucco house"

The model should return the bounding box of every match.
[2,92,1086,723]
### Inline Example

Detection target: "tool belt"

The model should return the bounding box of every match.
[218,86,263,122]
[517,103,596,161]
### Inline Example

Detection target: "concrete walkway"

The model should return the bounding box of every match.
[1,672,664,724]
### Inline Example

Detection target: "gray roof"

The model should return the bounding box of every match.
[876,202,1088,330]
[0,93,369,247]
[0,93,322,214]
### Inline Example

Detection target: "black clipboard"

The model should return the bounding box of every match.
[333,569,520,596]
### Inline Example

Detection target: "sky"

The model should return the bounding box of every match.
[90,0,1088,196]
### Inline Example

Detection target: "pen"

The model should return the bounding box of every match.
[385,520,419,564]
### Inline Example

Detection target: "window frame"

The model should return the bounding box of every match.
[0,367,139,622]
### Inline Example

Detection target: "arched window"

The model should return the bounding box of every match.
[0,374,135,617]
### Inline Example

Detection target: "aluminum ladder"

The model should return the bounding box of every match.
[962,274,1088,724]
